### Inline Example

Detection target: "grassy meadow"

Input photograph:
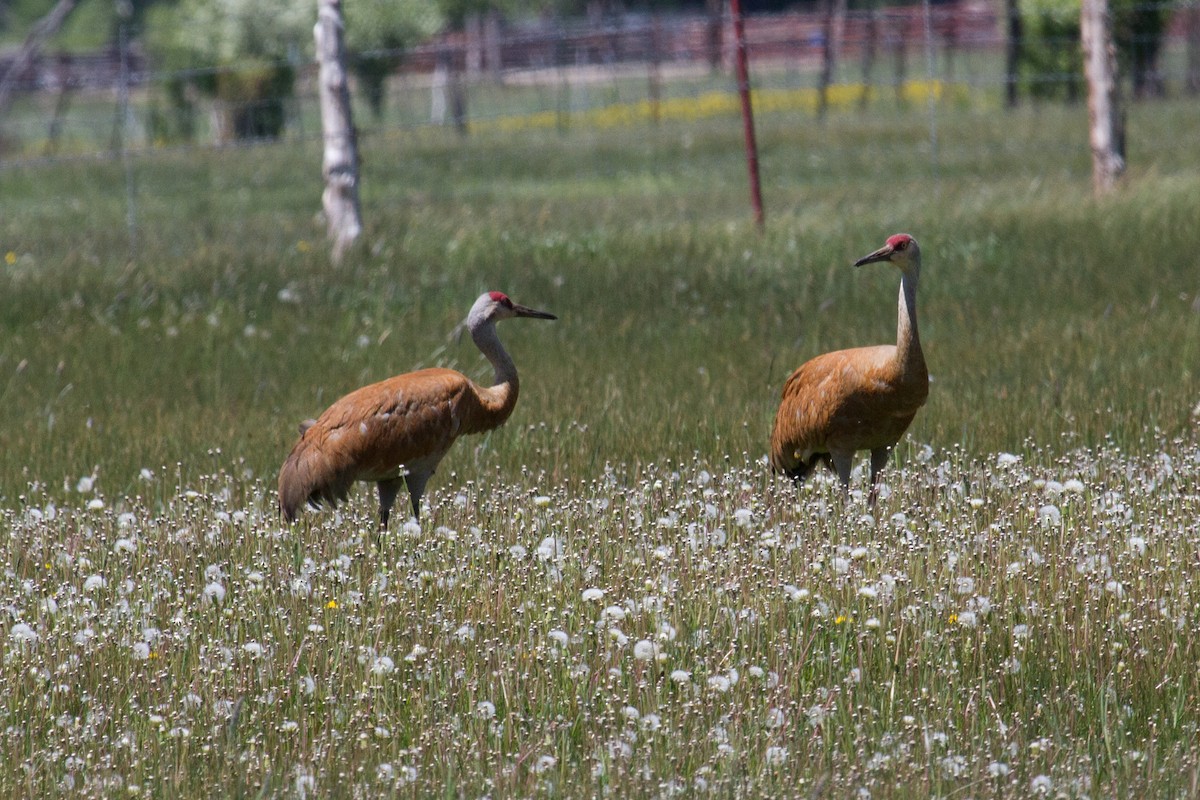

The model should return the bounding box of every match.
[2,91,1200,797]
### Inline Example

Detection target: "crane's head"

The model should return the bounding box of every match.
[468,292,557,328]
[854,233,920,272]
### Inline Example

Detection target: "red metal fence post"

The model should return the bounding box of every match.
[730,0,765,228]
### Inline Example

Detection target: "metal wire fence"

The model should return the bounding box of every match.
[1,3,1197,177]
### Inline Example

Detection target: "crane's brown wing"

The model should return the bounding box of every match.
[278,368,486,519]
[770,346,922,473]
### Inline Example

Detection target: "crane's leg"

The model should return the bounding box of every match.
[377,478,404,531]
[405,471,432,525]
[829,450,854,499]
[867,447,892,508]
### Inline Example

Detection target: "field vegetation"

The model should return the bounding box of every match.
[1,93,1199,796]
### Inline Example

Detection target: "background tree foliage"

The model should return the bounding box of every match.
[343,0,444,120]
[1019,0,1169,100]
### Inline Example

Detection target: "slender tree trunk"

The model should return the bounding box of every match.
[314,0,362,263]
[892,14,908,106]
[465,13,483,78]
[1081,0,1124,195]
[1004,0,1022,108]
[647,15,663,124]
[817,0,847,118]
[0,0,80,120]
[860,9,878,109]
[1187,1,1200,94]
[706,0,724,73]
[484,9,503,83]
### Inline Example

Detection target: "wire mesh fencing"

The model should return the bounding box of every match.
[1,2,1198,204]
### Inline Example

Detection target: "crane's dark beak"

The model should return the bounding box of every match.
[854,244,895,268]
[512,303,557,321]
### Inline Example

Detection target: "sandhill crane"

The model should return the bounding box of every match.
[279,292,557,529]
[769,234,928,506]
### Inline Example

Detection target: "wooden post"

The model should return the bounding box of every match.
[817,0,846,119]
[314,0,363,263]
[1004,0,1022,108]
[730,0,764,228]
[1081,0,1124,196]
[648,15,662,125]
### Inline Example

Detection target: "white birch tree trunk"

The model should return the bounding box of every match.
[314,0,362,263]
[0,0,80,119]
[1081,0,1124,196]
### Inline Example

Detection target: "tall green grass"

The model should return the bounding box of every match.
[1,100,1197,500]
[2,94,1200,798]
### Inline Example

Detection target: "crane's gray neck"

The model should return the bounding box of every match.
[896,266,923,370]
[471,321,518,388]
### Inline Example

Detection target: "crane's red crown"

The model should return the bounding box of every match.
[886,233,914,250]
[488,291,513,306]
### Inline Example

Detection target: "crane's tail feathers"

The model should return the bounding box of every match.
[278,434,355,524]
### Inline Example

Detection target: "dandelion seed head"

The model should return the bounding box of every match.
[633,639,658,661]
[370,656,395,676]
[10,622,38,644]
[203,582,226,605]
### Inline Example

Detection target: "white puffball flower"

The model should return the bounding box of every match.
[83,575,106,593]
[203,582,227,605]
[87,498,105,511]
[582,588,605,602]
[548,629,569,647]
[535,536,562,561]
[1031,775,1053,795]
[371,656,395,676]
[10,622,38,644]
[670,669,691,684]
[601,605,626,622]
[476,700,495,719]
[242,642,265,659]
[1037,505,1062,527]
[707,675,731,693]
[633,639,658,661]
[132,642,151,660]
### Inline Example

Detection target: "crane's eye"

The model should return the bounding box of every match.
[894,240,907,250]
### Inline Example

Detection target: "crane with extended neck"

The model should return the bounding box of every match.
[770,234,929,506]
[279,292,557,528]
